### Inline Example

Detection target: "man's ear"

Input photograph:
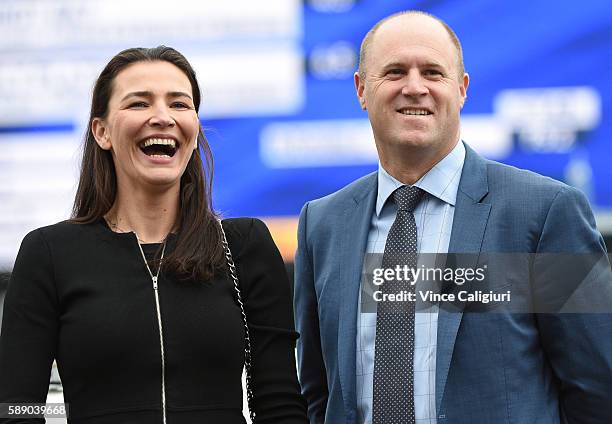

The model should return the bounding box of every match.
[354,71,366,110]
[460,72,470,109]
[91,118,112,150]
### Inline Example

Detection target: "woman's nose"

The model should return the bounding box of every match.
[148,105,175,127]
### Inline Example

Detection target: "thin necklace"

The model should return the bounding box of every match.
[136,235,167,285]
[106,218,166,244]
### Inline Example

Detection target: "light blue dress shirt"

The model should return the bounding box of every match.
[356,141,466,424]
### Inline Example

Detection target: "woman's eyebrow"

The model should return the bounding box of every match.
[120,91,193,101]
[120,91,151,101]
[167,91,193,100]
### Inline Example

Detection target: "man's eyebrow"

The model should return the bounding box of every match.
[381,61,446,70]
[120,91,193,101]
[381,61,405,70]
[422,62,445,69]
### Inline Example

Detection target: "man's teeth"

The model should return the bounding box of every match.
[400,109,431,115]
[142,138,176,148]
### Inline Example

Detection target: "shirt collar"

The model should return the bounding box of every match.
[375,140,466,217]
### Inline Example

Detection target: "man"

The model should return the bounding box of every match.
[294,10,612,424]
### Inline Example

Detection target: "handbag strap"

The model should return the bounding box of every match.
[218,219,256,422]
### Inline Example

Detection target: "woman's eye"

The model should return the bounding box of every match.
[171,102,190,109]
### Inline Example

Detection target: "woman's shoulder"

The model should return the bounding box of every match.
[221,217,276,259]
[220,217,290,303]
[26,220,96,239]
[20,220,102,250]
[221,217,266,236]
[13,221,95,273]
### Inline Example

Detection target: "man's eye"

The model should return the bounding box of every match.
[386,69,405,79]
[424,69,443,77]
[128,101,148,108]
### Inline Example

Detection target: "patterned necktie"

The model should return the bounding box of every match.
[373,185,424,424]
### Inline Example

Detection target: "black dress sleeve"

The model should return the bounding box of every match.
[224,218,307,423]
[0,229,58,423]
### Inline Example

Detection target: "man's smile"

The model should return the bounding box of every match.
[396,107,433,116]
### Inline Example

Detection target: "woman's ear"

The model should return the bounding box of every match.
[91,118,112,150]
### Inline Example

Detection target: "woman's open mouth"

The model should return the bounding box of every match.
[139,138,178,158]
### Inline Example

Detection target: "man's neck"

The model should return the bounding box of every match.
[379,139,459,185]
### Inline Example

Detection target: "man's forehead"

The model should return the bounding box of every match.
[368,14,458,69]
[378,14,451,45]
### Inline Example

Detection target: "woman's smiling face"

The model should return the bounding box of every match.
[92,60,200,191]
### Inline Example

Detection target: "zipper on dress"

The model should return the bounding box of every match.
[152,276,167,424]
[135,235,168,424]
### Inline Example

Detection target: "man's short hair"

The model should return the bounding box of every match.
[357,10,465,81]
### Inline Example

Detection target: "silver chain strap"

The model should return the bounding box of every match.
[218,219,256,422]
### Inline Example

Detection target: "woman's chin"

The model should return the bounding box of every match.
[129,170,182,190]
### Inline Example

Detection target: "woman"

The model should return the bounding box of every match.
[0,46,307,423]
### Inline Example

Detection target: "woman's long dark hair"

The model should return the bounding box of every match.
[71,46,224,281]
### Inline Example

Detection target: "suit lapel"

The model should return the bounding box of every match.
[337,173,377,419]
[436,144,491,414]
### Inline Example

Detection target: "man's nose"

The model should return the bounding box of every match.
[401,70,428,97]
[148,105,175,127]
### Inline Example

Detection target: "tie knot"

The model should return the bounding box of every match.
[393,185,424,212]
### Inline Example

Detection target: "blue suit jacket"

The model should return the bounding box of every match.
[294,143,612,424]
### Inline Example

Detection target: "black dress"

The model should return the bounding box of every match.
[0,218,307,423]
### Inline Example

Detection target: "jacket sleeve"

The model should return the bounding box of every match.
[533,186,612,423]
[228,218,307,423]
[0,229,58,423]
[294,203,329,423]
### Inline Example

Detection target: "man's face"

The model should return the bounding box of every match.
[355,14,469,162]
